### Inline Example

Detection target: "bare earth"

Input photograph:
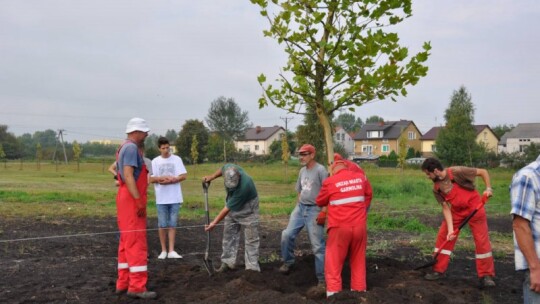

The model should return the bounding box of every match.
[0,215,522,304]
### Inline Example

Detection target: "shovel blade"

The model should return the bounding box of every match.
[203,258,214,276]
[414,259,436,271]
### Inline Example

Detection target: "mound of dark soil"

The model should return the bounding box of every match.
[0,216,522,303]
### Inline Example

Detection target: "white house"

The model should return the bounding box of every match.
[235,126,285,155]
[334,126,355,157]
[498,123,540,154]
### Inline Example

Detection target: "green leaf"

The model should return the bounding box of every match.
[257,73,267,84]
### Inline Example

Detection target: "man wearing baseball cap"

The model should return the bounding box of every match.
[114,117,156,299]
[280,144,328,291]
[203,164,261,272]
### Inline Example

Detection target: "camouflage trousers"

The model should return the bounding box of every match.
[221,196,260,272]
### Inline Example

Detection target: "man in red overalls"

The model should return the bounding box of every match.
[421,157,496,288]
[316,160,373,297]
[115,117,156,299]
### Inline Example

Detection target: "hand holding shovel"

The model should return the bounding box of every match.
[415,194,489,270]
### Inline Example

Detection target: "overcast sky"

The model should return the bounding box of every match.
[1,1,539,143]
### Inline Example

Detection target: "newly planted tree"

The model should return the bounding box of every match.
[73,141,82,172]
[251,0,431,165]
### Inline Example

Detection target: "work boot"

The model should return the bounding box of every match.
[216,262,233,273]
[114,289,127,295]
[306,281,326,298]
[279,263,294,274]
[127,290,157,299]
[424,271,445,281]
[481,276,496,287]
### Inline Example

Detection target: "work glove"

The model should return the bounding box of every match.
[316,211,326,226]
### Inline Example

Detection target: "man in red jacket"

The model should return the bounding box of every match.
[316,160,373,297]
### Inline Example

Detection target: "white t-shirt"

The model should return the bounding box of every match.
[151,154,187,205]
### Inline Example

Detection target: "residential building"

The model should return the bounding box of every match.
[89,139,123,146]
[498,123,540,154]
[352,120,422,157]
[334,126,355,156]
[421,125,499,157]
[235,125,285,156]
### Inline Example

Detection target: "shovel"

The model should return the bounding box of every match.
[202,181,215,276]
[415,194,489,270]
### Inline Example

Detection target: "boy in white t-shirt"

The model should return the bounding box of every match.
[150,137,187,259]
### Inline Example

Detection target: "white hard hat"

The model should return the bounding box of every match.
[125,117,150,134]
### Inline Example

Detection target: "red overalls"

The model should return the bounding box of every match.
[432,169,495,277]
[316,168,372,294]
[115,142,149,293]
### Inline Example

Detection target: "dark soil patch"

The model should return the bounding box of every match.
[0,216,521,303]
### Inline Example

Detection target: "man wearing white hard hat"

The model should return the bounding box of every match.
[114,117,156,299]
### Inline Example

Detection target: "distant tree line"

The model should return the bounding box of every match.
[0,92,518,166]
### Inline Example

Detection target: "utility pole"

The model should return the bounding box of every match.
[279,116,294,133]
[52,129,68,165]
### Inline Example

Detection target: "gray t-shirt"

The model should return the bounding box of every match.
[295,162,328,205]
[117,141,144,182]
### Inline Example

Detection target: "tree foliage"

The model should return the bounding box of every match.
[435,86,478,166]
[144,134,160,160]
[333,142,348,158]
[73,141,82,161]
[295,106,328,164]
[405,147,415,159]
[500,143,540,169]
[0,144,5,160]
[366,115,385,124]
[334,112,363,133]
[0,125,22,159]
[251,0,431,165]
[205,96,252,141]
[165,129,178,143]
[269,131,296,161]
[206,133,236,163]
[176,120,209,163]
[492,124,514,139]
[397,135,407,170]
[73,141,82,171]
[191,135,199,165]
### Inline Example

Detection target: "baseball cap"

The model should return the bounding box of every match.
[298,144,315,154]
[224,166,240,189]
[125,117,150,134]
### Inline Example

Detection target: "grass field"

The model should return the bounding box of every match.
[0,160,514,220]
[0,160,517,258]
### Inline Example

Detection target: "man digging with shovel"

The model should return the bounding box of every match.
[420,157,496,288]
[203,164,261,272]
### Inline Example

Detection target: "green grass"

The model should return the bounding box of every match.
[0,161,515,232]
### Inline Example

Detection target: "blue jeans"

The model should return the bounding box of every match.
[157,203,180,228]
[281,203,325,282]
[524,270,540,304]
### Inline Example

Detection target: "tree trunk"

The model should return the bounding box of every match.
[315,105,334,168]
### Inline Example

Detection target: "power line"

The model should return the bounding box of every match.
[279,116,294,132]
